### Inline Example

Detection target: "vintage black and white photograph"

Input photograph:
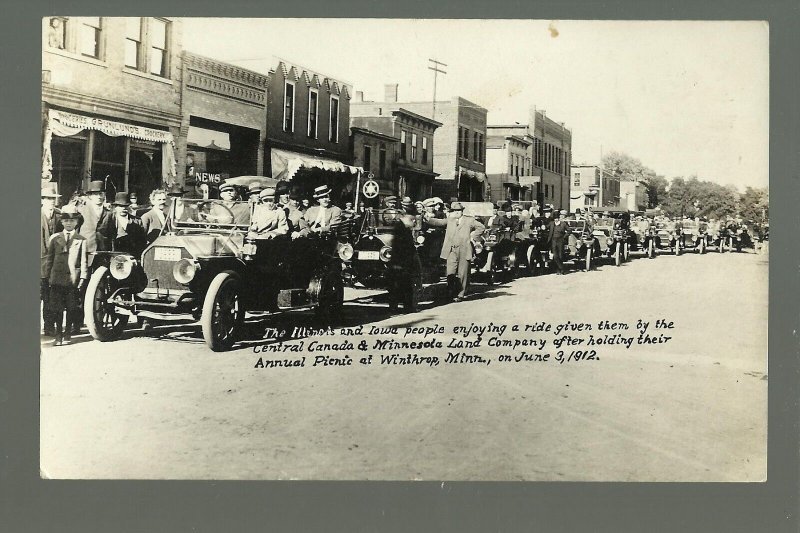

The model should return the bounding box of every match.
[39,18,768,481]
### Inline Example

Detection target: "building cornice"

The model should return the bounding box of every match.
[41,86,181,127]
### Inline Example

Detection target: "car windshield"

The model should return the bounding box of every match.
[169,199,252,230]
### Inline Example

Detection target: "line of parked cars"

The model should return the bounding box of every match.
[82,178,759,351]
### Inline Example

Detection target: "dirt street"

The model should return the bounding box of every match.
[40,250,767,481]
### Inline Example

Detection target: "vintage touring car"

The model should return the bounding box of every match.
[462,202,518,284]
[84,178,345,351]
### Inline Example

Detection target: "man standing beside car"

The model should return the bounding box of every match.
[78,180,112,267]
[424,202,484,302]
[549,210,571,275]
[41,182,62,336]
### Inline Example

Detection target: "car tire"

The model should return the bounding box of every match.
[201,271,244,352]
[84,266,129,342]
[311,267,344,324]
[614,242,622,266]
[648,239,655,259]
[623,242,630,262]
[584,247,592,272]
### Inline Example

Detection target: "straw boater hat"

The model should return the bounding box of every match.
[59,204,80,219]
[401,196,413,208]
[41,182,61,198]
[313,185,332,199]
[219,182,235,194]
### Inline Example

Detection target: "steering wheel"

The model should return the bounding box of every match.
[195,201,235,227]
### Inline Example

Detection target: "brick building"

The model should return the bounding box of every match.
[42,17,183,202]
[352,87,488,202]
[263,60,360,202]
[485,131,534,202]
[350,105,441,202]
[180,51,268,196]
[487,109,573,211]
[349,126,398,207]
[570,164,619,210]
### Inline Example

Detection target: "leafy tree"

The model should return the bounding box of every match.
[739,186,769,225]
[642,175,669,208]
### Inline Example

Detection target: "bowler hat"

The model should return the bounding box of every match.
[313,185,332,199]
[59,204,80,219]
[248,182,264,195]
[112,192,131,206]
[275,182,290,195]
[86,180,105,194]
[289,190,303,201]
[166,183,185,196]
[450,201,464,211]
[41,182,61,198]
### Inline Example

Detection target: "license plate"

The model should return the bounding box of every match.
[154,247,181,261]
[358,250,380,260]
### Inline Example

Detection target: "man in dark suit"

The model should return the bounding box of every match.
[548,210,571,275]
[97,192,146,256]
[424,202,485,301]
[41,182,62,336]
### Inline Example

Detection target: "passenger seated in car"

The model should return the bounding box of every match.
[249,188,288,239]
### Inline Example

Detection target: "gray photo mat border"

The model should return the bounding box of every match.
[3,0,798,531]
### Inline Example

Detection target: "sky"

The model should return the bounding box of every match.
[183,18,769,191]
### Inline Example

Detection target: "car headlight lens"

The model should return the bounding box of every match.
[606,238,613,245]
[110,255,135,280]
[379,246,392,262]
[416,235,426,245]
[338,243,354,261]
[487,234,498,243]
[173,258,199,284]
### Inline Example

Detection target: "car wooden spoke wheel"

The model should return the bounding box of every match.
[85,266,129,342]
[201,271,243,352]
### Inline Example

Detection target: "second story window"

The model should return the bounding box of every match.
[308,90,318,138]
[329,96,339,143]
[422,136,428,164]
[473,132,478,162]
[149,18,168,77]
[400,130,407,160]
[364,145,371,170]
[457,127,463,158]
[463,128,470,160]
[379,144,386,176]
[411,133,418,162]
[79,17,102,58]
[283,81,295,133]
[47,17,66,50]
[124,18,141,69]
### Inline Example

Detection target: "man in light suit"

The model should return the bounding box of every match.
[303,185,342,234]
[41,182,62,336]
[140,189,168,245]
[42,205,88,346]
[424,202,484,301]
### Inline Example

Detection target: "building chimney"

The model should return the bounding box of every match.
[384,83,399,103]
[355,90,364,102]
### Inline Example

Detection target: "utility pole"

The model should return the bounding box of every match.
[428,58,447,119]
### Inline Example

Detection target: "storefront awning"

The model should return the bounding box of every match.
[518,175,541,186]
[458,166,487,183]
[270,148,362,182]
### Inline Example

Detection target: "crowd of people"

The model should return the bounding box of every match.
[41,177,768,345]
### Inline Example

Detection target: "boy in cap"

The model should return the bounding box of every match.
[42,205,88,346]
[303,185,342,234]
[41,182,62,336]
